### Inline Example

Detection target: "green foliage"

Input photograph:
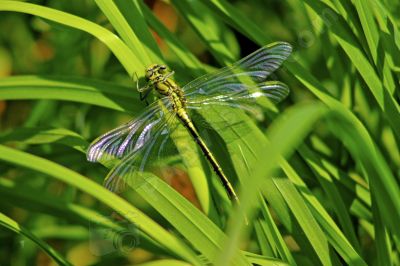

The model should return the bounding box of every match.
[0,0,399,265]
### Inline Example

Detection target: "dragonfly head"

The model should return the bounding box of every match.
[145,64,169,81]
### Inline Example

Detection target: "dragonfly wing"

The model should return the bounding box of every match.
[87,97,172,163]
[186,81,289,119]
[183,42,292,98]
[187,81,289,105]
[103,113,178,192]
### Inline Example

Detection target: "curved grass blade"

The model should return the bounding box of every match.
[218,103,330,265]
[299,146,361,251]
[0,127,87,152]
[0,75,142,113]
[222,100,398,264]
[258,196,296,264]
[141,3,205,77]
[136,260,192,266]
[171,0,238,65]
[0,177,171,256]
[0,212,72,266]
[94,0,160,64]
[132,171,251,266]
[302,0,400,141]
[0,145,203,266]
[0,0,143,75]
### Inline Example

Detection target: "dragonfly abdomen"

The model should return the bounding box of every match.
[177,110,239,202]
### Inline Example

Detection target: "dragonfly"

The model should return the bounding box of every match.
[87,42,292,203]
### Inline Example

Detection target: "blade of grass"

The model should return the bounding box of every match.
[219,102,329,265]
[254,220,274,257]
[258,195,296,265]
[136,260,192,266]
[273,178,332,266]
[333,0,396,95]
[115,0,163,62]
[370,194,392,266]
[196,2,393,263]
[302,0,400,141]
[0,75,142,113]
[171,0,237,65]
[132,173,251,266]
[299,146,361,251]
[0,177,170,256]
[0,212,72,266]
[0,145,203,266]
[200,0,400,141]
[279,159,367,265]
[0,127,87,152]
[0,1,143,75]
[221,100,396,264]
[94,0,160,65]
[141,3,205,77]
[369,0,400,70]
[242,251,289,266]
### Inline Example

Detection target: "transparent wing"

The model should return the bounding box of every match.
[87,97,172,163]
[186,81,289,121]
[183,42,292,98]
[102,113,179,193]
[187,81,289,107]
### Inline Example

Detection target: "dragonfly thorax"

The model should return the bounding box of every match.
[145,64,187,110]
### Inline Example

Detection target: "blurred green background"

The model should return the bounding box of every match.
[0,0,399,265]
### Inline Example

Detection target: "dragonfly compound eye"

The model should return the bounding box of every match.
[159,65,168,74]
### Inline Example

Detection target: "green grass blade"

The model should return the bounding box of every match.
[258,197,296,264]
[0,177,170,256]
[142,3,205,77]
[325,114,400,241]
[0,75,141,113]
[302,0,400,140]
[218,102,328,264]
[0,212,72,266]
[273,178,331,266]
[254,221,275,257]
[0,0,143,75]
[0,145,202,265]
[352,0,379,63]
[279,160,367,265]
[0,127,87,152]
[136,260,192,266]
[371,196,392,266]
[242,251,289,266]
[94,0,160,65]
[330,0,396,95]
[132,173,250,266]
[171,0,238,65]
[299,146,360,251]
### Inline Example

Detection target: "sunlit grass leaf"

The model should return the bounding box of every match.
[133,173,250,266]
[0,0,142,75]
[0,145,203,265]
[0,75,142,113]
[94,0,160,65]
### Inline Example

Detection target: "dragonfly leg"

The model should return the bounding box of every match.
[139,86,153,106]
